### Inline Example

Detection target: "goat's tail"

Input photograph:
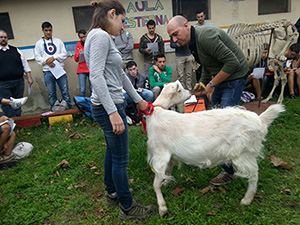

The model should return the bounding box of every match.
[259,104,285,127]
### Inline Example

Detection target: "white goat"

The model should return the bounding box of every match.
[145,82,285,216]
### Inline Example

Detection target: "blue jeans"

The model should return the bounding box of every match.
[212,75,248,108]
[123,89,154,108]
[78,73,92,97]
[212,75,248,174]
[92,104,132,209]
[0,78,24,117]
[43,71,72,109]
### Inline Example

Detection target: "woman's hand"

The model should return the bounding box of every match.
[137,100,148,112]
[109,111,125,135]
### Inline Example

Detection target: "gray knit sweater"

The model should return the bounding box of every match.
[84,28,142,115]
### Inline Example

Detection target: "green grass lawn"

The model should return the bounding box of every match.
[1,98,300,225]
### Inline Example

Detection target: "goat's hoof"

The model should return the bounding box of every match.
[240,198,252,205]
[159,207,168,217]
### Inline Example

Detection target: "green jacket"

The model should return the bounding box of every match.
[195,26,249,85]
[149,65,172,88]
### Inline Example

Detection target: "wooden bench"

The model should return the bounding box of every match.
[12,109,82,127]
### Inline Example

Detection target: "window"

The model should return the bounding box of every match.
[72,6,94,33]
[172,0,209,21]
[0,13,14,39]
[258,0,290,15]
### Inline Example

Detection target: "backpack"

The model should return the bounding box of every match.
[12,142,34,159]
[52,99,68,112]
[184,97,208,113]
[73,96,93,120]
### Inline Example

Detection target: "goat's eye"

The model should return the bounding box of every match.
[178,90,181,92]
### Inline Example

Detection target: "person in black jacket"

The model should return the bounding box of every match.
[139,20,164,76]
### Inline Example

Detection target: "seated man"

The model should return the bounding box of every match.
[123,61,154,107]
[0,115,16,164]
[246,46,269,99]
[285,44,300,98]
[148,54,172,99]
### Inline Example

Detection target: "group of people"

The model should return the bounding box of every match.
[2,0,299,220]
[113,18,172,119]
[245,43,300,100]
[115,9,215,121]
[82,0,250,220]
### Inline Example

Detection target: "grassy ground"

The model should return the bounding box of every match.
[1,98,300,225]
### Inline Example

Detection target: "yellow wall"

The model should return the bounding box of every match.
[0,0,299,114]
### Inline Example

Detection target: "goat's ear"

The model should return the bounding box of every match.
[174,80,184,90]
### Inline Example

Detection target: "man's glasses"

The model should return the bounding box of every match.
[0,36,8,39]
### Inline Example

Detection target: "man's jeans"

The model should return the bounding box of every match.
[212,75,248,108]
[211,75,248,174]
[92,104,132,209]
[78,73,92,97]
[43,71,72,109]
[0,78,24,117]
[123,89,154,108]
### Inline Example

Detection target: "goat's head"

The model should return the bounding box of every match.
[153,80,191,109]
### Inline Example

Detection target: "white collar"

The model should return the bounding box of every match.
[0,45,9,51]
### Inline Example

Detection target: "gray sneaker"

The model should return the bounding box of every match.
[119,201,155,220]
[0,153,16,164]
[10,97,28,109]
[106,188,134,207]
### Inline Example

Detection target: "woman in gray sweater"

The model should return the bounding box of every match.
[84,0,155,220]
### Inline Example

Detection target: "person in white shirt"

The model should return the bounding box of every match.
[0,30,32,117]
[194,9,214,27]
[34,22,72,110]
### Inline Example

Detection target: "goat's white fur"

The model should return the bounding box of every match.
[146,82,285,216]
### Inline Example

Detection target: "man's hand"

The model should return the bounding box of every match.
[205,84,215,101]
[48,62,55,68]
[194,83,204,92]
[146,48,151,53]
[152,65,161,74]
[27,72,34,86]
[45,56,55,66]
[109,111,125,135]
[0,115,9,122]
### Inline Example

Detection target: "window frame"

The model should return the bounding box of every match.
[0,12,14,39]
[258,0,290,15]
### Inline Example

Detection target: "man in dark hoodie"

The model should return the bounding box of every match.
[139,20,164,76]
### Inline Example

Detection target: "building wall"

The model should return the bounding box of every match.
[212,0,299,27]
[0,0,299,114]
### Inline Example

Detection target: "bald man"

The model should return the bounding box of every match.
[167,16,249,185]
